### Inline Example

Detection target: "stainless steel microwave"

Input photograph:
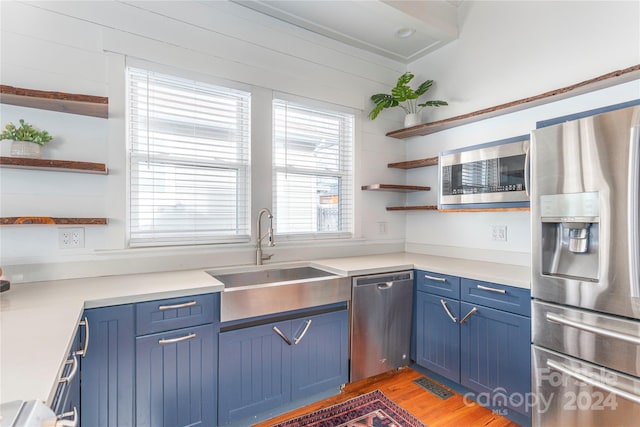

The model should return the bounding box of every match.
[438,135,530,210]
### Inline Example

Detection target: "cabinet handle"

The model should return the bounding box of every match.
[55,407,78,427]
[425,275,446,282]
[59,353,78,384]
[440,299,457,323]
[75,317,89,358]
[158,333,196,345]
[460,307,478,325]
[158,300,197,310]
[294,319,312,345]
[272,326,292,346]
[477,284,506,294]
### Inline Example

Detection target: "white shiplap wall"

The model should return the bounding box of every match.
[0,1,408,282]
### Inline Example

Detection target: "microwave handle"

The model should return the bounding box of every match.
[524,140,531,198]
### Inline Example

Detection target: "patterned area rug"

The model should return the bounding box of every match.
[269,389,426,427]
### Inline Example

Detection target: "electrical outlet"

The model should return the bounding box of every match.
[59,227,85,249]
[491,225,507,242]
[378,221,388,235]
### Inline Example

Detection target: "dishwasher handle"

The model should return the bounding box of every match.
[377,281,394,290]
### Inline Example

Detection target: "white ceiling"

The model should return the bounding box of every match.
[231,1,462,63]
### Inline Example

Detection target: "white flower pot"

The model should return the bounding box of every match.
[404,112,422,128]
[10,140,41,158]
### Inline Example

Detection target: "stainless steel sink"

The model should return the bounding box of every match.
[209,266,335,289]
[206,265,350,322]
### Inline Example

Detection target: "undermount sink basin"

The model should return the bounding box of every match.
[206,265,350,322]
[207,266,336,289]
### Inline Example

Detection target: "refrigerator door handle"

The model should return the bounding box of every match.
[546,312,640,345]
[629,125,640,299]
[547,359,640,405]
[524,139,531,198]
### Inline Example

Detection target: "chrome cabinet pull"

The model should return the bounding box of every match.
[158,300,197,311]
[425,275,446,282]
[547,359,640,405]
[546,312,640,345]
[55,407,78,427]
[460,307,478,325]
[477,284,506,294]
[440,299,457,323]
[294,319,312,345]
[59,353,78,384]
[158,333,196,345]
[272,326,292,346]
[75,317,89,358]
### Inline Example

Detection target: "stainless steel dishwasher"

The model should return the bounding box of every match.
[350,270,414,382]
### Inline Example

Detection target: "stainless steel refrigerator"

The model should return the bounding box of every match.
[531,103,640,426]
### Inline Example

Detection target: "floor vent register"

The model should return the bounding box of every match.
[413,377,454,400]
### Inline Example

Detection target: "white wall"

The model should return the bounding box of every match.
[0,1,408,283]
[2,1,639,282]
[404,0,640,265]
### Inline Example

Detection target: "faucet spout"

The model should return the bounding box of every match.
[256,208,275,265]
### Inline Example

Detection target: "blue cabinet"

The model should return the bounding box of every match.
[81,293,219,427]
[81,304,135,427]
[218,321,292,425]
[218,307,348,425]
[414,270,531,417]
[51,320,84,424]
[135,293,219,427]
[415,292,460,382]
[135,324,217,427]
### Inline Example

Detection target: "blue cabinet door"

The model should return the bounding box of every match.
[218,321,292,425]
[81,305,135,427]
[135,323,216,427]
[460,301,531,416]
[291,310,348,400]
[415,292,460,382]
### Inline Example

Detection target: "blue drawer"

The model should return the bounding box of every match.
[460,279,530,316]
[136,293,217,336]
[415,270,460,299]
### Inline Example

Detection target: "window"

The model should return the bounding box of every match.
[273,98,353,238]
[127,67,250,247]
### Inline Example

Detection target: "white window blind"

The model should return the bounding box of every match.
[273,99,353,238]
[127,67,251,247]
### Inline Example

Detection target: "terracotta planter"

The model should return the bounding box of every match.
[10,140,41,158]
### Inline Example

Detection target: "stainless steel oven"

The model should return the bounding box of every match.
[438,135,530,210]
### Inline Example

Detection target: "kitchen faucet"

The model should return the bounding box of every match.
[256,208,275,265]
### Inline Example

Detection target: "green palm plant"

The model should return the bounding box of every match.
[368,72,448,120]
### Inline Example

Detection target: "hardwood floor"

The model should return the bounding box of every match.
[254,367,521,427]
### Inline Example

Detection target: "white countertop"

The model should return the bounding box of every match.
[0,252,529,406]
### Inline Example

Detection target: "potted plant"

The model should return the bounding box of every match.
[368,72,448,128]
[1,119,52,158]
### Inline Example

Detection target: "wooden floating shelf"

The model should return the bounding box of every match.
[387,157,438,169]
[439,207,530,213]
[386,205,438,211]
[0,157,108,174]
[361,184,431,192]
[0,85,108,118]
[387,64,640,139]
[386,206,530,212]
[1,217,108,225]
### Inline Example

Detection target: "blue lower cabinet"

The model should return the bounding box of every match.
[415,292,460,382]
[218,308,349,425]
[81,304,135,427]
[135,323,217,427]
[460,302,531,416]
[218,321,292,425]
[291,310,349,400]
